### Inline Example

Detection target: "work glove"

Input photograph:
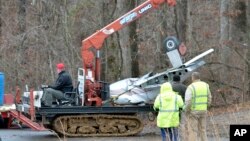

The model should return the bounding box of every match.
[35,94,40,100]
[179,108,183,112]
[41,84,48,89]
[153,107,159,116]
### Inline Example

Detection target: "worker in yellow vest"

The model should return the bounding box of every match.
[184,72,212,141]
[154,82,184,141]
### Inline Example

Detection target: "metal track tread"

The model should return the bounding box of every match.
[52,114,143,137]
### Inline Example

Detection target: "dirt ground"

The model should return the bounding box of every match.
[206,102,250,139]
[141,102,250,140]
[0,128,228,141]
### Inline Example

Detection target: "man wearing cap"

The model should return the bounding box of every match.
[171,75,187,100]
[41,63,73,107]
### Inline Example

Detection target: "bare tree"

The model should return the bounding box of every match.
[174,0,187,42]
[0,0,2,39]
[246,0,250,99]
[0,0,250,106]
[129,0,139,77]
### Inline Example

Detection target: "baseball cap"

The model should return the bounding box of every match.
[56,63,65,70]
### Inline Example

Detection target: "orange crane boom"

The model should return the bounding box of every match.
[81,0,176,106]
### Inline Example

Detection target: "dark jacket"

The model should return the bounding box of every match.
[49,70,73,93]
[171,81,187,100]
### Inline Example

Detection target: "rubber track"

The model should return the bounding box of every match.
[52,114,143,137]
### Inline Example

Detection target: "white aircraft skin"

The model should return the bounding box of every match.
[110,49,214,105]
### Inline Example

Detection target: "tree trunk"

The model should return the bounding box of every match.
[18,0,26,33]
[219,0,230,85]
[174,0,187,43]
[247,0,250,99]
[130,0,139,77]
[101,0,123,81]
[231,0,248,102]
[101,1,109,81]
[116,0,133,79]
[185,0,193,52]
[16,0,26,86]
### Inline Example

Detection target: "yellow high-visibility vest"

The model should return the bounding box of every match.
[188,81,209,111]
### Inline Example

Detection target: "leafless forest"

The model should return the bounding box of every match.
[0,0,249,107]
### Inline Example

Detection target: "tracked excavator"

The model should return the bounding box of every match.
[0,0,214,137]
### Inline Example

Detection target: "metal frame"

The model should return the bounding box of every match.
[36,104,154,115]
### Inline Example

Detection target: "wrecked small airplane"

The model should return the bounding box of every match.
[110,43,214,105]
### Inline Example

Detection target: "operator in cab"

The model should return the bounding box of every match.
[41,63,73,107]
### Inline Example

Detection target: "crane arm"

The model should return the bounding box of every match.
[81,0,176,81]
